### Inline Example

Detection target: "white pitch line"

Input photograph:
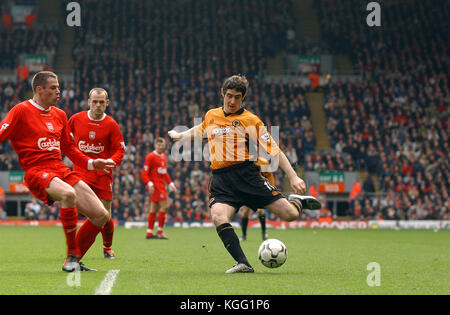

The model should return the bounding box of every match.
[94,269,120,295]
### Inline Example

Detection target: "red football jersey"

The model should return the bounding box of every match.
[141,151,173,191]
[0,100,89,170]
[68,110,125,186]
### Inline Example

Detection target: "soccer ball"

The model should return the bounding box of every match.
[258,239,287,268]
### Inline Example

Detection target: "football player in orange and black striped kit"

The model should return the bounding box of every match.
[168,75,320,273]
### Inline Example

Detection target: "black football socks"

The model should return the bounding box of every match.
[217,223,251,267]
[241,217,248,238]
[290,200,302,214]
[259,215,266,236]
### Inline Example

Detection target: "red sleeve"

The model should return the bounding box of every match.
[141,154,154,184]
[67,115,76,142]
[60,113,90,168]
[164,170,172,185]
[109,120,125,167]
[0,104,22,142]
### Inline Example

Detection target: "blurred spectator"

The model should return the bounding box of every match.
[2,12,12,29]
[25,10,37,29]
[0,204,6,220]
[26,198,42,216]
[16,64,30,81]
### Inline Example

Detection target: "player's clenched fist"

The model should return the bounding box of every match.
[168,130,182,142]
[289,176,306,195]
[93,158,116,172]
[146,181,155,195]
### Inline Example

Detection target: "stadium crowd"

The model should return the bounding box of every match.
[0,0,448,222]
[312,0,449,220]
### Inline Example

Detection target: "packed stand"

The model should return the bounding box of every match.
[315,0,448,72]
[312,0,449,220]
[0,80,27,171]
[1,2,59,70]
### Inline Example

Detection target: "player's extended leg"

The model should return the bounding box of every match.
[257,209,268,240]
[146,202,158,239]
[265,195,321,221]
[46,177,80,271]
[156,200,169,239]
[212,203,254,274]
[99,199,115,259]
[265,198,300,222]
[73,181,110,262]
[239,206,250,241]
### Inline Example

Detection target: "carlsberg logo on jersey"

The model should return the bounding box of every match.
[38,138,61,151]
[157,167,167,174]
[78,141,105,154]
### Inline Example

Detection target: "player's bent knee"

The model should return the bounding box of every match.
[91,208,110,227]
[61,188,76,205]
[211,213,228,227]
[99,209,110,226]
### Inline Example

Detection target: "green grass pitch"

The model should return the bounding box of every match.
[0,226,448,295]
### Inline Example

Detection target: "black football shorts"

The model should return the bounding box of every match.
[208,161,284,211]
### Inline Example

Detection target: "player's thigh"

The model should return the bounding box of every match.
[211,203,237,227]
[157,199,169,211]
[265,197,299,222]
[46,177,76,207]
[100,199,112,212]
[150,201,159,213]
[73,180,109,224]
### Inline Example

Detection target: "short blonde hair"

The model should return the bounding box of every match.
[88,87,109,99]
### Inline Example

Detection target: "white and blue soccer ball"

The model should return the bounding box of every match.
[258,238,287,268]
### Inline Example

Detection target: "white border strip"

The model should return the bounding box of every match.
[94,269,120,295]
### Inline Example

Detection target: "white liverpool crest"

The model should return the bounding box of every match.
[46,122,54,131]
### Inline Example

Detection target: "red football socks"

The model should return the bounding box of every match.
[157,211,166,231]
[59,207,79,257]
[147,212,156,235]
[76,219,102,259]
[101,217,114,250]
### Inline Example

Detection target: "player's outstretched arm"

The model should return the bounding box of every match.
[168,124,202,142]
[277,151,306,195]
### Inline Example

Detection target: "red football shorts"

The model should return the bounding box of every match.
[24,163,82,205]
[88,184,112,201]
[72,171,113,201]
[151,187,168,203]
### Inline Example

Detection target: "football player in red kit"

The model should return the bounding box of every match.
[0,71,115,272]
[141,137,177,239]
[68,88,125,259]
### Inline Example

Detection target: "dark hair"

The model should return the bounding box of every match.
[31,71,57,94]
[155,137,165,144]
[221,75,249,99]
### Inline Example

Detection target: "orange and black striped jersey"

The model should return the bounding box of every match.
[256,156,275,186]
[194,107,280,170]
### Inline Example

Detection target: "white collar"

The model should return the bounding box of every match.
[88,110,106,121]
[29,99,50,112]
